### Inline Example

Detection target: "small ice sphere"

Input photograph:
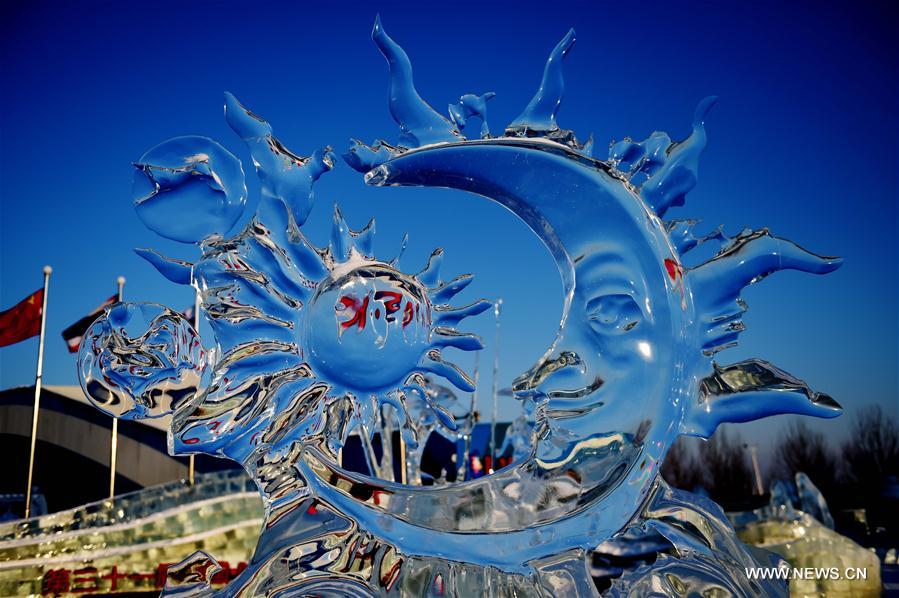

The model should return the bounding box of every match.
[78,302,206,419]
[132,136,247,243]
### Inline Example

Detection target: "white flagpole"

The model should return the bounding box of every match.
[459,350,479,481]
[109,276,125,499]
[749,444,764,495]
[188,287,200,486]
[488,299,502,474]
[24,266,52,519]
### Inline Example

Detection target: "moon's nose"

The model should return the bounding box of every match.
[512,351,581,394]
[512,350,603,396]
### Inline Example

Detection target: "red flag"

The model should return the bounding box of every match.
[0,289,44,348]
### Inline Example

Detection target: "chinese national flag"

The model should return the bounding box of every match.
[0,289,44,348]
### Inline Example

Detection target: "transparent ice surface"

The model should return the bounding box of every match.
[78,17,846,597]
[796,472,835,529]
[448,92,495,138]
[78,302,206,420]
[132,136,247,243]
[497,408,534,465]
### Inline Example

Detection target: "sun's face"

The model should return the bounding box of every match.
[105,90,490,466]
[163,211,485,462]
[303,262,432,392]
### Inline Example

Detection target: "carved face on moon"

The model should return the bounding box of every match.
[367,130,841,541]
[370,141,693,495]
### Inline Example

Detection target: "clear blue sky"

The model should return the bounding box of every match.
[1,1,896,461]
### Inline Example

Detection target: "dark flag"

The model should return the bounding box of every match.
[0,289,44,348]
[62,295,117,353]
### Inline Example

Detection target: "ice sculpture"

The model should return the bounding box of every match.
[79,303,206,419]
[796,472,835,529]
[768,479,799,519]
[402,377,474,483]
[735,477,881,596]
[78,17,845,596]
[763,473,835,529]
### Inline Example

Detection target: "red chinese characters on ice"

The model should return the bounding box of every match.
[40,561,248,595]
[337,290,423,331]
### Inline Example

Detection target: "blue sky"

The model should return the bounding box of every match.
[1,0,896,462]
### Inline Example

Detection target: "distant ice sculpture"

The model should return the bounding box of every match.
[796,472,835,529]
[768,479,799,519]
[762,473,834,530]
[78,16,844,596]
[735,476,880,596]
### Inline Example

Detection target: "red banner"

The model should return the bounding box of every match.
[0,289,43,348]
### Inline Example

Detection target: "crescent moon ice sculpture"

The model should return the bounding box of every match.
[78,16,844,597]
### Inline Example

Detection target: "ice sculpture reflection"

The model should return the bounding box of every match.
[78,17,844,596]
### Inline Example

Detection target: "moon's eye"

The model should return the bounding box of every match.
[585,293,643,335]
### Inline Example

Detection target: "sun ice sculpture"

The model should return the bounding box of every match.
[78,17,844,597]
